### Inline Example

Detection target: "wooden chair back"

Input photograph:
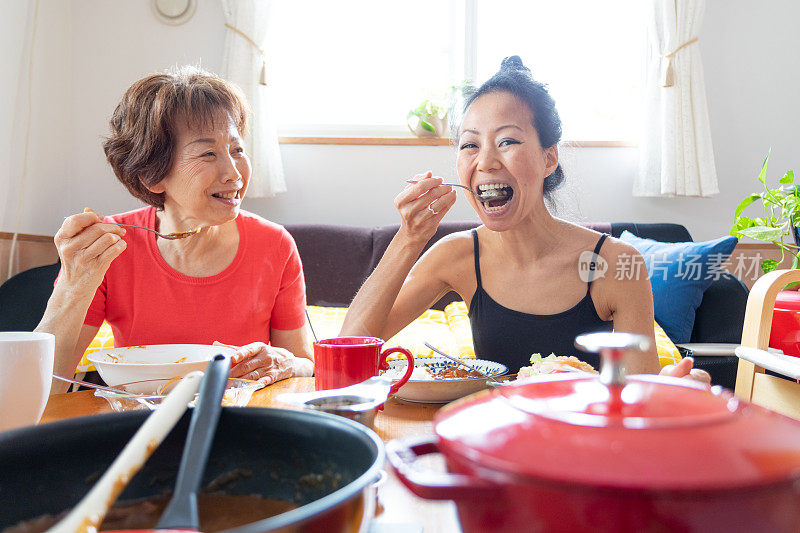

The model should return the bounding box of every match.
[735,269,800,419]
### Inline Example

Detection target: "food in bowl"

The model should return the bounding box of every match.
[385,363,483,381]
[86,344,237,386]
[382,358,508,403]
[516,353,598,379]
[95,378,264,412]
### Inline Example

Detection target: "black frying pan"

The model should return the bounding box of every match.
[0,407,383,532]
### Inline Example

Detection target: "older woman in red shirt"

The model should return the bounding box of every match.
[37,66,313,392]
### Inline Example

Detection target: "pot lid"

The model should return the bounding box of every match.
[775,290,800,311]
[434,333,800,491]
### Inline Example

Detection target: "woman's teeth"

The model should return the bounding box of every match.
[477,183,513,211]
[213,191,238,199]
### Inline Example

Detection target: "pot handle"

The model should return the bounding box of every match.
[386,434,497,501]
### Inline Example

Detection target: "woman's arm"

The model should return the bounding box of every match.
[45,324,99,393]
[35,209,126,389]
[216,326,314,384]
[272,325,313,377]
[340,174,457,339]
[601,243,661,375]
[603,242,710,383]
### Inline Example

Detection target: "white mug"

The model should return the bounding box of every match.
[0,332,55,432]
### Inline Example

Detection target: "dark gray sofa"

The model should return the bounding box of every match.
[0,221,747,388]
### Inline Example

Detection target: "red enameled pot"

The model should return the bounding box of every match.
[387,333,800,533]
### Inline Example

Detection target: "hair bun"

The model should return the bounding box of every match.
[500,56,530,73]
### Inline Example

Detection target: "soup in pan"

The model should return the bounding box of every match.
[4,492,298,533]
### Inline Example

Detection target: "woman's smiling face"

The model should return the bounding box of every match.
[456,91,558,230]
[149,112,250,227]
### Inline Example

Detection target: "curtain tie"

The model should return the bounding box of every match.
[661,36,698,88]
[225,23,267,86]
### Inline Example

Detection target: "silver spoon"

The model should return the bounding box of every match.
[406,180,506,202]
[424,342,504,384]
[103,221,202,240]
[53,374,141,395]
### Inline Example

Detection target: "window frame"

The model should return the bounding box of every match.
[275,0,639,147]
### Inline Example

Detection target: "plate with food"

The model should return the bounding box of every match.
[383,357,508,403]
[516,353,599,379]
[86,344,237,386]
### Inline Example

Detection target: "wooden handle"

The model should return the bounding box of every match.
[48,372,204,533]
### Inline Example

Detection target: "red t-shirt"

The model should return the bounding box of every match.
[82,207,306,347]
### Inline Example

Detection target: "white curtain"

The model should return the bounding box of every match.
[634,0,718,197]
[220,0,285,198]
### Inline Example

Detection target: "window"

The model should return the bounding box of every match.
[268,0,644,142]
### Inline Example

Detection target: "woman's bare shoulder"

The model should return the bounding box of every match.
[413,228,477,278]
[425,228,479,255]
[553,222,638,260]
[598,235,643,263]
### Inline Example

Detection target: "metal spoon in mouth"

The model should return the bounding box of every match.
[405,180,506,202]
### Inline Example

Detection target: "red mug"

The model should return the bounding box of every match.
[314,336,414,393]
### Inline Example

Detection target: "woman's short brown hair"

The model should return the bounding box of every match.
[103,66,250,208]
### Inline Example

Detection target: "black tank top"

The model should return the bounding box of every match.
[468,229,613,372]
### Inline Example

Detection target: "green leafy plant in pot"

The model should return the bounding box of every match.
[730,151,800,275]
[407,98,448,138]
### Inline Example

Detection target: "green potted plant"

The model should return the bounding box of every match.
[407,98,448,138]
[730,151,800,274]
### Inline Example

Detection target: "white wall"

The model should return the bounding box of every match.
[2,0,799,242]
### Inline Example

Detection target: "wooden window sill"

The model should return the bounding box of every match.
[278,136,451,146]
[278,136,635,147]
[0,232,54,243]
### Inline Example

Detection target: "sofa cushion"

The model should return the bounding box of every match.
[610,222,692,243]
[284,224,375,307]
[618,231,738,343]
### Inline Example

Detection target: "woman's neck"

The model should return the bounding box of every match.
[491,204,567,266]
[154,208,239,275]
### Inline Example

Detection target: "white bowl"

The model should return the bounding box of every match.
[384,357,508,404]
[86,344,236,386]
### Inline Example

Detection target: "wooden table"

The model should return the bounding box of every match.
[40,377,462,533]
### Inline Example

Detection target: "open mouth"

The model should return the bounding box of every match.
[212,190,241,201]
[477,183,514,211]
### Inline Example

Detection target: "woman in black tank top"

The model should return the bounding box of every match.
[469,230,612,372]
[341,57,707,384]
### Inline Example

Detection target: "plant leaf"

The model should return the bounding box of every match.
[730,216,755,236]
[738,225,784,241]
[757,151,771,186]
[761,259,779,273]
[420,119,436,132]
[761,189,785,209]
[734,193,761,218]
[781,170,796,184]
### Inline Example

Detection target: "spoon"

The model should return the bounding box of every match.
[156,354,230,530]
[103,222,202,240]
[424,342,503,384]
[405,179,505,201]
[47,371,204,533]
[53,373,139,395]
